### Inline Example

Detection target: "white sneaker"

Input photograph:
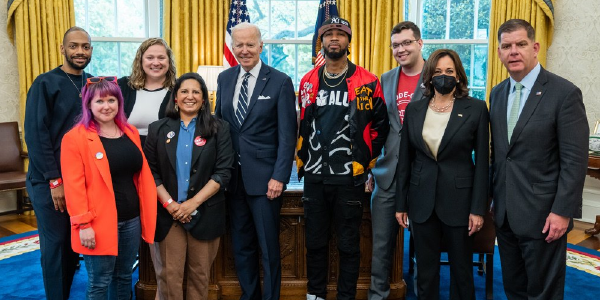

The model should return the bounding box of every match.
[306,294,325,300]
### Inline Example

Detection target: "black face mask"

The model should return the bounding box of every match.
[432,75,457,95]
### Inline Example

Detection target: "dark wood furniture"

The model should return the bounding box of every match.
[0,122,31,216]
[135,190,407,299]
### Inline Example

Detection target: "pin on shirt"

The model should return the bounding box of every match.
[96,152,104,160]
[166,131,176,144]
[194,136,206,147]
[536,91,542,96]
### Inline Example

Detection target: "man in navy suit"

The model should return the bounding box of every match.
[490,19,588,299]
[215,22,297,300]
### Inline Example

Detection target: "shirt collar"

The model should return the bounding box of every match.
[510,63,541,93]
[180,117,197,128]
[238,60,262,80]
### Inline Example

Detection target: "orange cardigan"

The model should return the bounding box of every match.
[61,124,157,256]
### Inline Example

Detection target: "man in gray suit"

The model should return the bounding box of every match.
[490,19,588,300]
[367,21,425,300]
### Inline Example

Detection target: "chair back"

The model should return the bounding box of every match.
[0,122,24,172]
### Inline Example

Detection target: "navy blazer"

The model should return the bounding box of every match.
[489,67,588,239]
[396,96,489,226]
[144,117,234,241]
[215,62,297,195]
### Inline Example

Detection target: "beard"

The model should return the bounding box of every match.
[323,44,348,60]
[65,54,91,70]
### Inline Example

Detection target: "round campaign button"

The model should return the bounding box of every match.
[96,152,104,160]
[167,131,176,139]
[194,136,206,147]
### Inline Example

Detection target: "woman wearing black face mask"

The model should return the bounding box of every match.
[394,48,489,300]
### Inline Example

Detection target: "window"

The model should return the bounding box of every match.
[406,0,491,100]
[74,0,162,77]
[246,0,320,89]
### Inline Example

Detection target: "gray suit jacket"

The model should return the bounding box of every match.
[490,67,588,239]
[371,66,425,190]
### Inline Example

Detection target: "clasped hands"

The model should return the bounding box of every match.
[166,200,197,223]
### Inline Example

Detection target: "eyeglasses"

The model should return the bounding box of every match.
[86,76,118,87]
[390,40,419,50]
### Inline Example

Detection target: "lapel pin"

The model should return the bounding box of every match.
[167,131,175,138]
[166,139,171,144]
[458,114,463,117]
[536,91,542,96]
[194,136,206,147]
[262,78,266,81]
[95,152,104,160]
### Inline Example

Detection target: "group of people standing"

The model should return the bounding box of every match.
[23,15,587,300]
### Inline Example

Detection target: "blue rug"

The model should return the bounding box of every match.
[1,230,599,299]
[402,229,600,299]
[0,231,138,300]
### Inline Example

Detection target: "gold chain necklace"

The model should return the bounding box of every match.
[322,64,348,88]
[61,68,84,98]
[429,96,455,112]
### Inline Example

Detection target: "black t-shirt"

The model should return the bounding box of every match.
[100,134,143,221]
[305,62,357,185]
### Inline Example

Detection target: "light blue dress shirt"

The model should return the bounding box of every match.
[506,63,541,122]
[176,118,197,203]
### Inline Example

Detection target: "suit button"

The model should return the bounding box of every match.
[323,146,328,151]
[323,162,328,167]
[507,157,511,161]
[192,169,197,173]
[190,187,195,192]
[317,130,321,135]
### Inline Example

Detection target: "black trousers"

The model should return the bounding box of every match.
[302,182,365,300]
[496,216,567,300]
[411,212,475,300]
[26,179,79,300]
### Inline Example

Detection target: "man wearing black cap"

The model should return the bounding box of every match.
[296,16,389,300]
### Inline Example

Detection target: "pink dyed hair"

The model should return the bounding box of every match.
[77,79,131,132]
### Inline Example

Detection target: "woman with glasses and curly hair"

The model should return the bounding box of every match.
[118,38,177,144]
[61,77,157,299]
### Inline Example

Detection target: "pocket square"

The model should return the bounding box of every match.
[258,95,271,100]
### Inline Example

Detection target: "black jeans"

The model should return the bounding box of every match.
[302,182,365,300]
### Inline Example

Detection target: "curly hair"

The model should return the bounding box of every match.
[128,38,176,90]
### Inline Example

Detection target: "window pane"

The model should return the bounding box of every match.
[116,0,146,37]
[87,42,119,76]
[119,42,143,77]
[297,0,320,40]
[421,0,447,39]
[470,88,486,100]
[87,0,116,37]
[449,0,474,39]
[297,44,313,87]
[248,0,270,39]
[477,0,492,39]
[472,44,488,87]
[270,1,296,39]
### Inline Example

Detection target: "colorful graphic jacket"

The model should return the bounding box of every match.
[296,64,389,185]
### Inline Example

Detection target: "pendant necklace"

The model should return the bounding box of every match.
[62,67,84,98]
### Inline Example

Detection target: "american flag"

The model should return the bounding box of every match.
[312,0,339,68]
[224,0,251,67]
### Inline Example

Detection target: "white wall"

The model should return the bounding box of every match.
[0,2,21,212]
[547,0,600,223]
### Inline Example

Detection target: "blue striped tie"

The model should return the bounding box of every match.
[235,72,251,127]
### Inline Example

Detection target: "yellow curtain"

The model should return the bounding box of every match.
[485,0,554,101]
[164,0,228,74]
[339,0,403,78]
[7,0,75,125]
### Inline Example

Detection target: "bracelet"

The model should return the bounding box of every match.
[79,223,91,229]
[162,198,174,208]
[49,178,63,189]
